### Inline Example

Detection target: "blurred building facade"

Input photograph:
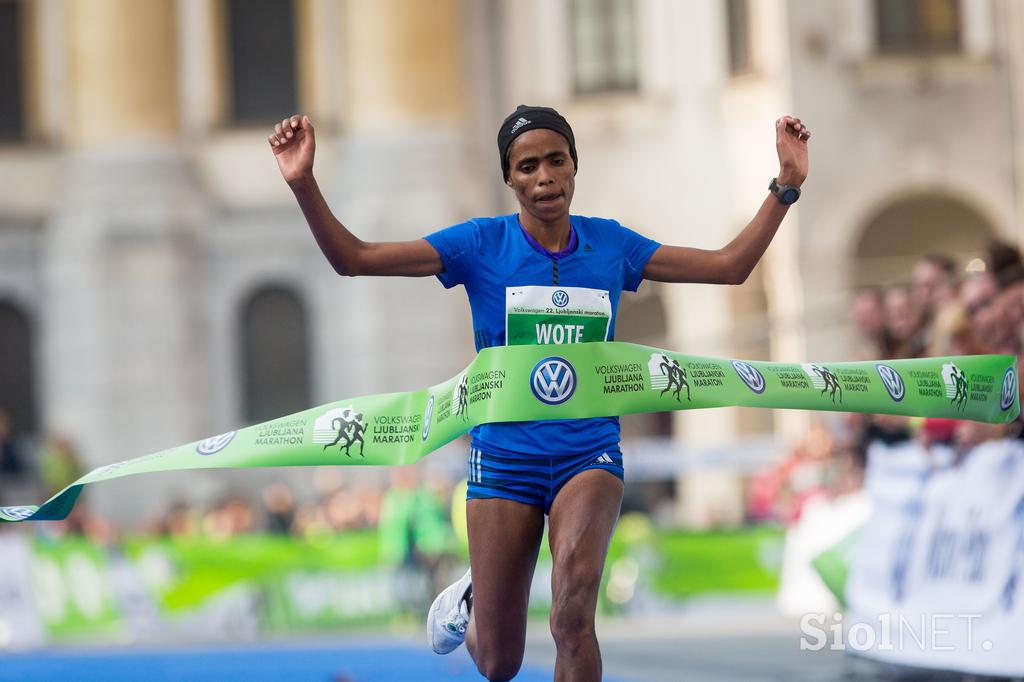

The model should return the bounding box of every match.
[0,0,1022,524]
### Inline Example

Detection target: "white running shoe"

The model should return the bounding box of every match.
[427,568,472,654]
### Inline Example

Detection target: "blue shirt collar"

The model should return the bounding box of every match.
[517,217,578,260]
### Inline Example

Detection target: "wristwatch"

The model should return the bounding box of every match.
[769,177,801,205]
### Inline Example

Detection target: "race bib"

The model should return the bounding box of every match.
[505,286,611,346]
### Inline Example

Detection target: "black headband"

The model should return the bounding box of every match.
[497,105,578,181]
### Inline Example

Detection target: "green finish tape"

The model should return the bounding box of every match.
[2,342,1018,523]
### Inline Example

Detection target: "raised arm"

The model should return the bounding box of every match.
[643,116,810,285]
[269,114,443,277]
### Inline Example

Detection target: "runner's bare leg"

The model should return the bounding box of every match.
[466,498,545,681]
[547,469,624,682]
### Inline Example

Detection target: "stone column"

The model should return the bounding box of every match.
[64,0,179,146]
[666,285,746,528]
[763,213,813,442]
[316,0,487,405]
[1005,0,1024,250]
[44,0,206,521]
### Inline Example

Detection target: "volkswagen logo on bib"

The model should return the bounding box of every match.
[551,289,569,308]
[1001,367,1018,411]
[875,364,906,402]
[531,356,577,405]
[731,360,765,394]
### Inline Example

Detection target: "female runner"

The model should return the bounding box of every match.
[269,105,809,681]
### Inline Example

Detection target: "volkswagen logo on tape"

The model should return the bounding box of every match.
[0,505,37,521]
[1001,367,1018,411]
[875,364,906,403]
[422,393,435,441]
[196,431,236,456]
[731,360,766,394]
[531,356,577,405]
[551,289,569,308]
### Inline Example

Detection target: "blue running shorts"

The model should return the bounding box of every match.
[466,446,625,514]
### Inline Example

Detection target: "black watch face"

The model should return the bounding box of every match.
[782,188,799,204]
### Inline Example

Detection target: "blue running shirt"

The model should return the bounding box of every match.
[425,213,661,457]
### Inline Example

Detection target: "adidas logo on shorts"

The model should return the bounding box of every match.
[594,453,613,465]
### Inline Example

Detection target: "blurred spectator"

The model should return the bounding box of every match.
[292,499,331,538]
[748,421,837,525]
[827,446,866,497]
[976,275,1024,357]
[924,301,969,356]
[994,265,1024,353]
[379,466,455,603]
[312,467,346,498]
[325,487,364,530]
[852,287,889,359]
[961,270,999,318]
[953,420,1016,461]
[883,285,926,358]
[920,418,958,449]
[911,254,958,321]
[0,407,26,506]
[379,467,452,566]
[201,493,257,540]
[986,239,1022,281]
[147,499,198,537]
[860,415,913,452]
[262,482,296,534]
[38,434,83,499]
[955,271,999,355]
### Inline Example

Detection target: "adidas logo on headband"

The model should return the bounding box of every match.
[510,117,530,134]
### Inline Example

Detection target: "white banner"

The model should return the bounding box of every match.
[844,438,1024,676]
[0,534,46,649]
[777,491,871,617]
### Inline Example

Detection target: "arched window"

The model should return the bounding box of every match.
[854,194,994,288]
[0,300,36,435]
[239,286,312,424]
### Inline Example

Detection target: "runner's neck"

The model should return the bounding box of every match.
[517,216,577,259]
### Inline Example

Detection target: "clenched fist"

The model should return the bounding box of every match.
[776,115,810,187]
[269,114,315,186]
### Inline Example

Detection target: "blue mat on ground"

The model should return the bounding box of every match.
[0,640,636,681]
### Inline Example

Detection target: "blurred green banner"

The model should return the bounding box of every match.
[0,526,784,640]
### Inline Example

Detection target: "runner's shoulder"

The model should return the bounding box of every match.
[465,215,509,228]
[571,214,639,250]
[458,215,512,242]
[571,214,624,230]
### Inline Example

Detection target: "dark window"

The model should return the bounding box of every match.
[726,0,752,75]
[227,0,298,125]
[240,286,312,424]
[0,301,36,436]
[571,0,638,94]
[876,0,961,54]
[0,1,24,139]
